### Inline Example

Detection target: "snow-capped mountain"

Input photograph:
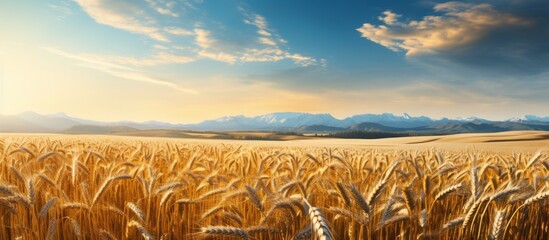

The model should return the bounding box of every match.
[190,112,342,130]
[187,112,549,131]
[341,113,436,128]
[252,112,341,128]
[508,115,549,123]
[1,111,549,133]
[453,116,489,122]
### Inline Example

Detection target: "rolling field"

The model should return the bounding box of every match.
[0,133,548,239]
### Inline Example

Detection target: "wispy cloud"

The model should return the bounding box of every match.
[240,11,318,66]
[73,1,319,67]
[193,29,216,49]
[49,1,73,21]
[258,37,277,46]
[145,0,179,17]
[164,27,193,36]
[240,48,285,62]
[88,52,194,67]
[192,14,318,67]
[193,28,238,64]
[43,47,198,94]
[244,14,279,46]
[75,0,169,42]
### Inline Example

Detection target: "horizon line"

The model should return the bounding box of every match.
[3,110,548,126]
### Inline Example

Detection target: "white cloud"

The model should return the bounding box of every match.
[73,1,318,67]
[320,59,328,68]
[378,11,400,25]
[257,29,271,37]
[93,66,197,94]
[164,27,193,36]
[49,1,73,21]
[357,2,529,55]
[240,12,319,67]
[258,37,277,46]
[192,29,238,64]
[43,47,134,71]
[240,48,285,62]
[97,52,195,66]
[285,53,317,67]
[75,0,169,42]
[156,7,179,17]
[198,50,237,64]
[239,48,318,67]
[180,0,201,10]
[154,44,168,50]
[54,49,195,67]
[145,0,179,17]
[43,47,198,94]
[193,22,317,66]
[244,14,279,47]
[193,29,215,49]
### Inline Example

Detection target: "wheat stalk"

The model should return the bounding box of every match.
[201,226,249,238]
[159,189,174,207]
[434,183,462,203]
[247,226,279,234]
[443,216,465,230]
[202,205,224,219]
[92,175,132,207]
[335,182,351,207]
[70,218,82,239]
[308,206,332,240]
[462,197,487,230]
[46,218,57,240]
[127,220,154,240]
[348,184,370,214]
[490,209,506,240]
[366,178,388,208]
[98,229,117,240]
[39,197,56,217]
[523,190,549,206]
[245,185,264,212]
[127,202,146,222]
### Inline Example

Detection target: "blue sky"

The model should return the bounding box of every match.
[0,0,548,122]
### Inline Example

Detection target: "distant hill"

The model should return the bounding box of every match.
[342,113,437,128]
[327,131,410,139]
[492,122,549,131]
[414,122,507,133]
[63,125,139,134]
[0,115,51,132]
[294,125,346,132]
[189,112,444,130]
[318,120,549,139]
[413,121,549,134]
[1,111,549,135]
[348,122,409,132]
[18,111,83,131]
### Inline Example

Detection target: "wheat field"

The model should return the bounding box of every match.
[0,135,548,239]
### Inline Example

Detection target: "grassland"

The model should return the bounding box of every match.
[0,133,548,239]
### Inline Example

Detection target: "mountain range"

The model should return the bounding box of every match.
[1,111,549,134]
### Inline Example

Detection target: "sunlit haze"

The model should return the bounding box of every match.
[1,0,548,123]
